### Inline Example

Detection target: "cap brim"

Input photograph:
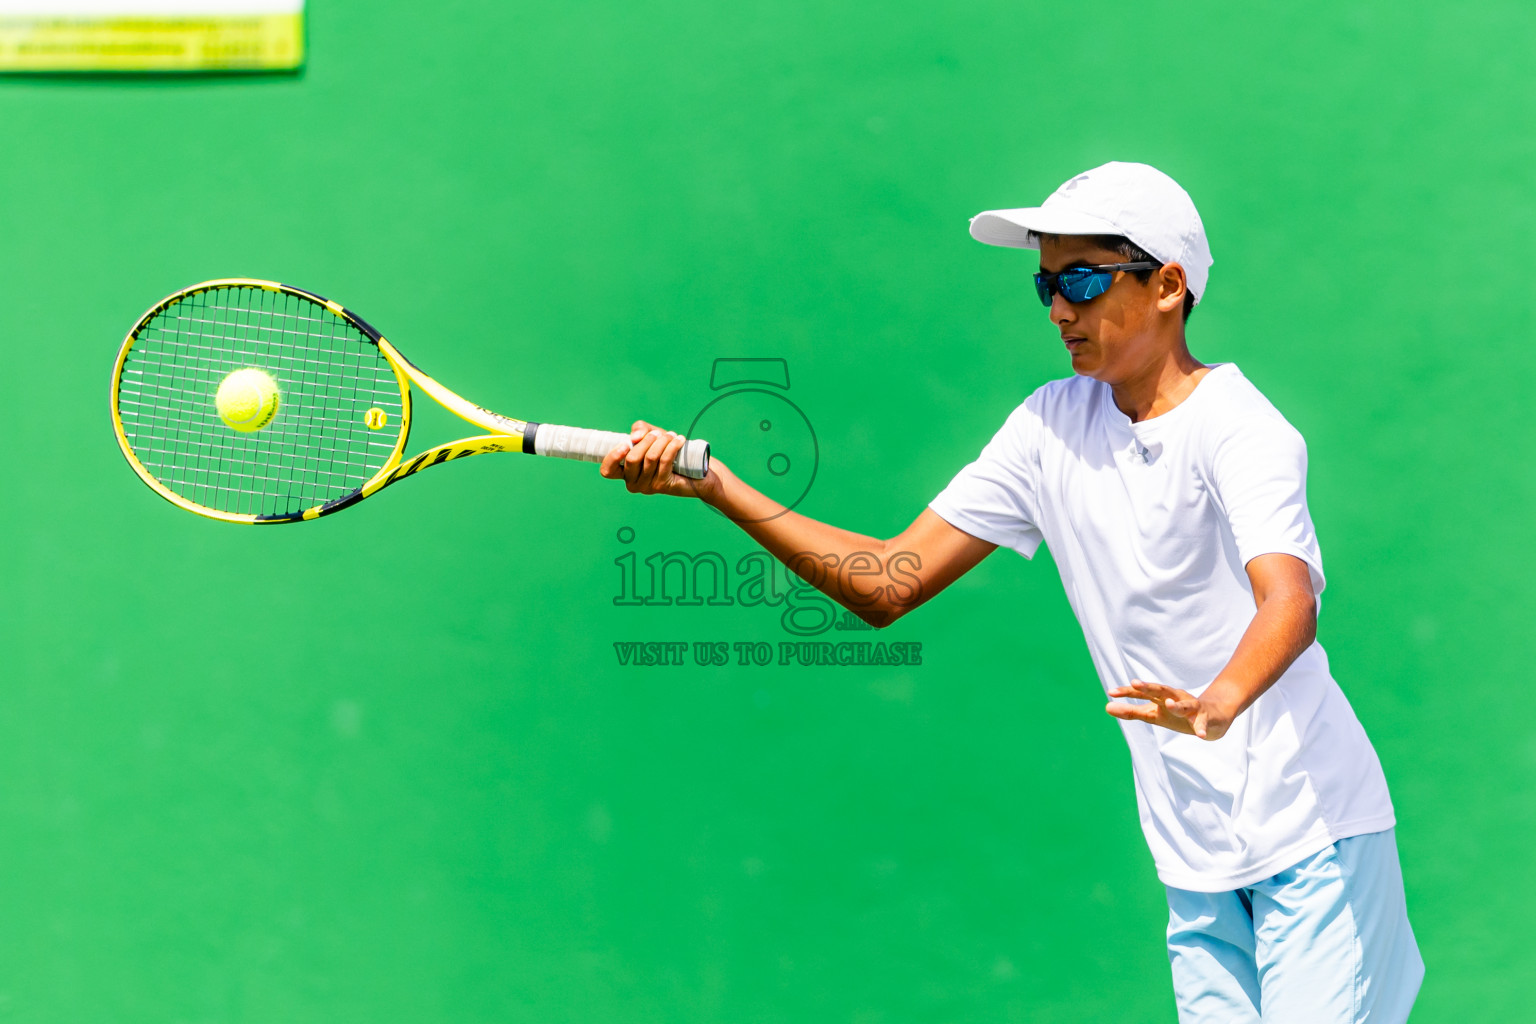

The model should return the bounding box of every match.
[969,207,1123,249]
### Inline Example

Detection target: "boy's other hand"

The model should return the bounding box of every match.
[1106,679,1234,741]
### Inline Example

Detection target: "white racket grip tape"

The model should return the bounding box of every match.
[527,423,711,479]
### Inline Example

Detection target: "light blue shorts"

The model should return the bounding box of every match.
[1165,829,1424,1023]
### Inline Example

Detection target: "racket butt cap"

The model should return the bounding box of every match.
[677,438,711,479]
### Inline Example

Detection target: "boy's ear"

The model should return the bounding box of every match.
[1156,263,1189,314]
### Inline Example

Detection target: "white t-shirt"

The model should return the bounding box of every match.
[929,364,1396,892]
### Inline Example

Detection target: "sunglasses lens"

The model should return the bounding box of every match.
[1061,268,1115,303]
[1033,274,1053,306]
[1036,267,1119,306]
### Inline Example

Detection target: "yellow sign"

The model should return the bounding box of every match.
[0,1,304,71]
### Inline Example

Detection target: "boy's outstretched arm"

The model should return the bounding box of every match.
[600,422,996,628]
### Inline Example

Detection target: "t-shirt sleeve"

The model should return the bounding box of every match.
[1208,413,1327,596]
[928,399,1046,557]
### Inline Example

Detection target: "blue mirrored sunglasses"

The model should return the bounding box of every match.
[1033,262,1160,306]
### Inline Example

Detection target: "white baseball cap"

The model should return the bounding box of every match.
[969,161,1212,304]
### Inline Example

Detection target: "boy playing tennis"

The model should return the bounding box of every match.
[601,161,1423,1022]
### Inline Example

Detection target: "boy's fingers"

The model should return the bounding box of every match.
[600,442,631,479]
[654,433,685,487]
[620,430,686,493]
[638,431,666,482]
[603,422,699,500]
[1164,698,1199,719]
[1105,701,1158,722]
[623,435,655,492]
[625,431,658,471]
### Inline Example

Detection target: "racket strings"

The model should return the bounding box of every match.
[116,286,406,517]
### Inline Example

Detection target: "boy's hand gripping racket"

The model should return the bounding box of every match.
[110,278,710,524]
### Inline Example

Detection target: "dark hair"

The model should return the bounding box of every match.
[1041,233,1197,322]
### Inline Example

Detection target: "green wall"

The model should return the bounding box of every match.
[1,2,1530,1020]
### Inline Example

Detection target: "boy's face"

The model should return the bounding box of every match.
[1037,235,1172,384]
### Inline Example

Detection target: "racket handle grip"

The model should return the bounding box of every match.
[526,423,711,479]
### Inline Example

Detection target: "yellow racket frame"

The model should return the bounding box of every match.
[111,278,534,525]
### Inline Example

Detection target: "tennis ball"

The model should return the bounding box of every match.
[215,367,281,432]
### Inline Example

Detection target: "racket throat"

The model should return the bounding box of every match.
[371,436,523,492]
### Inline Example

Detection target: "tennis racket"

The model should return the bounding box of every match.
[110,278,710,524]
